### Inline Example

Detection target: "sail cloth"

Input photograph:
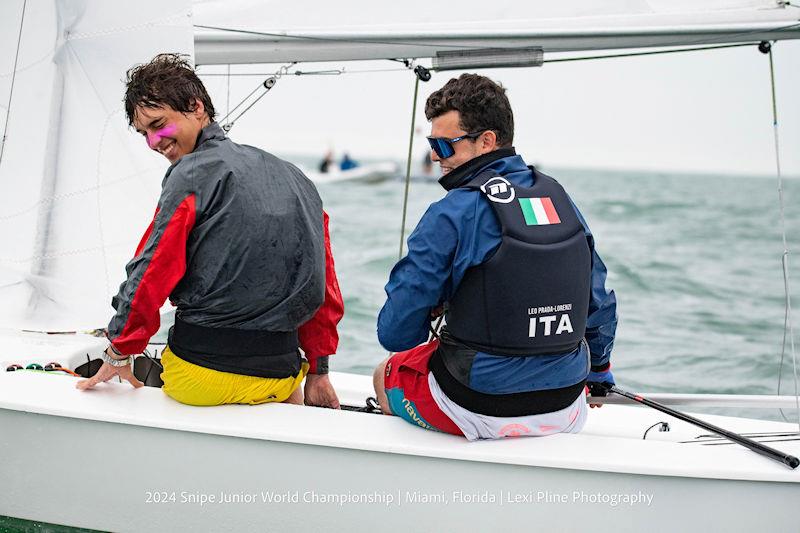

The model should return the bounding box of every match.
[0,0,193,331]
[193,0,800,65]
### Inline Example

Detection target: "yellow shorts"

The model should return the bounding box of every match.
[160,346,307,406]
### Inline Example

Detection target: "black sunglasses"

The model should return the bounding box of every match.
[426,131,484,159]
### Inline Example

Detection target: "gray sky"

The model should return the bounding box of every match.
[197,40,800,177]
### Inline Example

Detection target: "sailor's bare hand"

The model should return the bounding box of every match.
[304,374,340,409]
[76,361,143,390]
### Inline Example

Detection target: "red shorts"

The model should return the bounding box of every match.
[384,339,463,436]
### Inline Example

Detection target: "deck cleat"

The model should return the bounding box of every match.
[25,363,44,371]
[6,364,23,372]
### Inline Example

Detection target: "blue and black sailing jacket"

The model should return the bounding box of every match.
[377,149,617,413]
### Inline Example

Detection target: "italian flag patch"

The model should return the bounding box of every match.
[518,197,561,225]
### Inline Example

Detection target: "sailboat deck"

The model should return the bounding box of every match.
[1,340,798,484]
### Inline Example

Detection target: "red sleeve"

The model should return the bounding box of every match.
[298,211,344,372]
[108,195,196,355]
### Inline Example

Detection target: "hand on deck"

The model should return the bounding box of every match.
[76,361,144,391]
[304,373,340,409]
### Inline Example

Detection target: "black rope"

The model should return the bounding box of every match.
[700,437,800,446]
[642,421,670,440]
[680,431,800,443]
[340,397,382,414]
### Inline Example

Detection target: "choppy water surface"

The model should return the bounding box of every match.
[316,168,800,417]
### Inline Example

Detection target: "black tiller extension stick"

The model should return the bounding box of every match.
[604,385,799,469]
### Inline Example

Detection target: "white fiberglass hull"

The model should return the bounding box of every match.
[1,331,798,532]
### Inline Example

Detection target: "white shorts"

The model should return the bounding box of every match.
[428,372,587,441]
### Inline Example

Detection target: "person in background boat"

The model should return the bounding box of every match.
[422,151,434,176]
[77,54,344,408]
[319,150,333,173]
[340,153,358,171]
[373,74,617,440]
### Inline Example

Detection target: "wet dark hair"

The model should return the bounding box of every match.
[124,53,215,126]
[425,73,514,147]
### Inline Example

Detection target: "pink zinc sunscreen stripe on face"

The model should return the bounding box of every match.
[146,123,178,149]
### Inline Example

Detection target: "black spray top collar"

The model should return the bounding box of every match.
[438,147,516,191]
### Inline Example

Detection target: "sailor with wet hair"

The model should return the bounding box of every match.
[78,54,344,408]
[373,73,618,439]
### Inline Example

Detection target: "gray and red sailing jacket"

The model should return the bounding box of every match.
[107,123,343,377]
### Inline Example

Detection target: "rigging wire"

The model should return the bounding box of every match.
[225,63,231,128]
[217,63,296,132]
[398,65,422,261]
[218,80,263,123]
[387,64,429,360]
[764,45,800,430]
[199,66,409,76]
[0,0,27,167]
[543,42,759,64]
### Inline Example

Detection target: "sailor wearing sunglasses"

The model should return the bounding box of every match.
[374,74,618,440]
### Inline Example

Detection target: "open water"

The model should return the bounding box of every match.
[313,167,800,419]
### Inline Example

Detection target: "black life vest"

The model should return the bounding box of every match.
[445,168,591,356]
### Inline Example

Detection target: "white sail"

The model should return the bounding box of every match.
[0,0,193,332]
[193,0,800,64]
